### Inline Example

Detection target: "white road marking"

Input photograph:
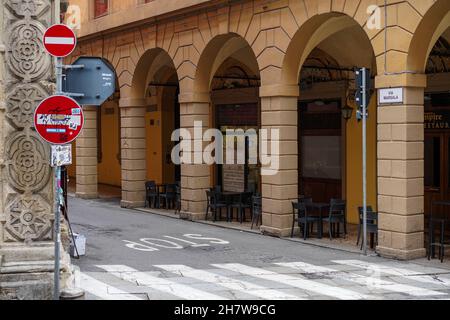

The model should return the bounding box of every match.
[212,263,372,300]
[97,265,227,300]
[155,264,303,300]
[334,260,450,287]
[44,37,75,45]
[79,272,143,300]
[277,262,447,298]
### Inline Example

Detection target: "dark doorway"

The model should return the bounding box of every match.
[299,100,343,203]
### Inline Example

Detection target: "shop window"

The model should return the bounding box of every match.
[94,0,109,18]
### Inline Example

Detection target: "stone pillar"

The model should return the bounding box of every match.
[119,99,147,209]
[259,86,299,237]
[0,0,74,299]
[376,74,427,260]
[76,106,98,199]
[179,94,211,220]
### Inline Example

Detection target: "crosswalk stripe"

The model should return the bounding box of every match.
[212,263,372,300]
[276,262,447,298]
[79,272,144,300]
[155,264,303,300]
[333,260,450,287]
[97,265,227,300]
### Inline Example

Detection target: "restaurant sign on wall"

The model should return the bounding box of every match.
[425,110,450,130]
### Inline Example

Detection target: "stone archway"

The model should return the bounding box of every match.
[405,0,450,261]
[72,61,122,201]
[120,48,180,209]
[257,12,378,238]
[181,34,261,219]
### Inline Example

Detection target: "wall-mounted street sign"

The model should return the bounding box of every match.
[43,24,77,58]
[34,95,84,145]
[378,87,404,104]
[64,56,116,106]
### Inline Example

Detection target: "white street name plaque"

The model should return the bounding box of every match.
[378,87,404,104]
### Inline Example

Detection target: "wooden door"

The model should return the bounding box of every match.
[424,133,450,225]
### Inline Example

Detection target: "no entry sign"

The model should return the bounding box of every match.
[43,24,77,57]
[34,95,84,145]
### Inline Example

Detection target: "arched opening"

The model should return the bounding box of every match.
[133,48,181,210]
[285,13,377,246]
[195,34,261,225]
[68,68,122,200]
[412,1,450,258]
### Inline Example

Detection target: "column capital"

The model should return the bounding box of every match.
[118,98,151,108]
[82,105,98,111]
[375,73,427,89]
[178,92,210,104]
[259,84,299,98]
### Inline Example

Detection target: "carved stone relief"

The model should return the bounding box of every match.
[2,0,54,245]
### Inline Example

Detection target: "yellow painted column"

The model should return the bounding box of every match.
[259,86,299,237]
[179,93,211,220]
[76,106,98,199]
[119,99,147,209]
[376,74,427,260]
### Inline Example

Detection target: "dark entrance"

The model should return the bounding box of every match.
[299,100,343,202]
[424,93,450,223]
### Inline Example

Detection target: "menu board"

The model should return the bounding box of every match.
[222,164,245,192]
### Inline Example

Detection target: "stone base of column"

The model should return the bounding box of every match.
[120,200,146,209]
[0,244,73,300]
[179,212,206,221]
[76,192,98,200]
[260,226,292,238]
[377,246,426,261]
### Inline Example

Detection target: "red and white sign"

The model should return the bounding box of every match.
[34,95,84,145]
[43,24,77,57]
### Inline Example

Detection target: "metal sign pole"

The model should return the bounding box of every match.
[53,55,63,301]
[362,68,368,256]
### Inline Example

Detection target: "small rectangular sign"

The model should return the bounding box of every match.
[378,87,404,104]
[51,145,72,167]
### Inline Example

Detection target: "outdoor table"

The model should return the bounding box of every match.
[304,202,330,239]
[219,191,246,222]
[156,183,177,209]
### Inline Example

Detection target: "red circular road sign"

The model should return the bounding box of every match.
[34,95,84,145]
[43,24,77,57]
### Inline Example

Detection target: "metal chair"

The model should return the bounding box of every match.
[159,184,177,209]
[291,198,319,240]
[174,185,181,214]
[428,214,450,263]
[205,190,228,222]
[357,208,378,250]
[323,199,347,240]
[145,181,159,208]
[357,206,374,246]
[251,195,262,229]
[230,192,253,223]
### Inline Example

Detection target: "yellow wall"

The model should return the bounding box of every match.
[98,101,121,187]
[146,109,163,184]
[345,96,378,225]
[162,87,176,183]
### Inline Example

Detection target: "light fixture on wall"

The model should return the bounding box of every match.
[341,104,354,121]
